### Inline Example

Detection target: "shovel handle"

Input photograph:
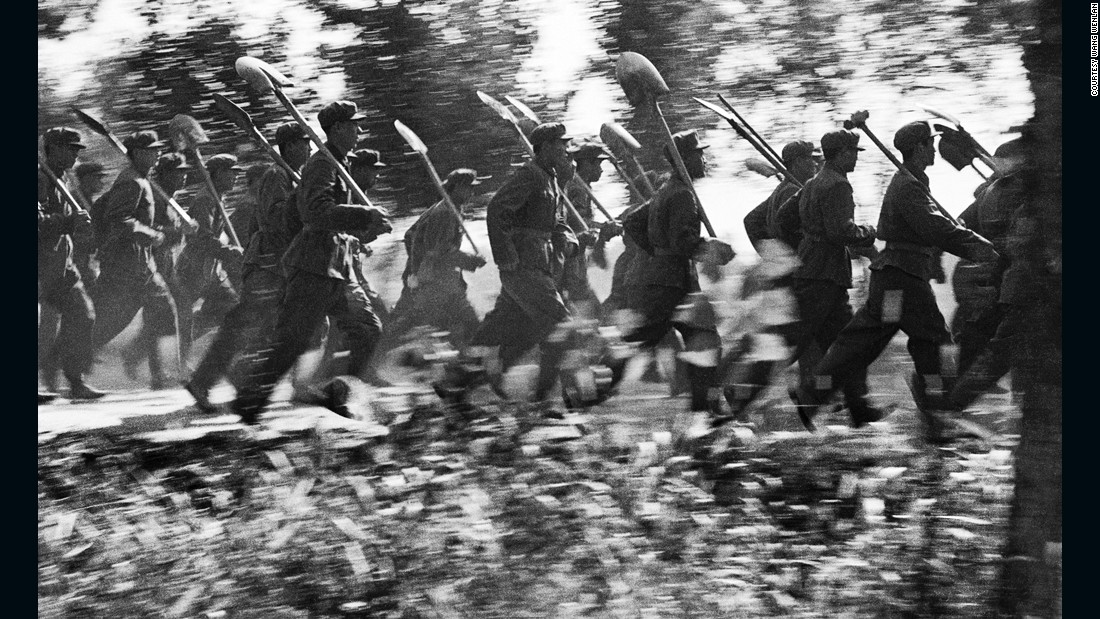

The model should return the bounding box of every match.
[608,157,648,204]
[269,85,379,212]
[851,119,962,227]
[415,152,481,256]
[249,127,301,184]
[189,145,243,249]
[37,152,88,216]
[651,99,716,238]
[572,176,617,223]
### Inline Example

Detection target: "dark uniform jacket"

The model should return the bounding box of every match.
[178,186,234,285]
[744,179,800,250]
[402,200,473,289]
[872,162,996,280]
[485,160,567,275]
[38,169,81,285]
[92,167,162,278]
[282,144,379,281]
[639,175,704,290]
[793,165,876,288]
[244,165,301,272]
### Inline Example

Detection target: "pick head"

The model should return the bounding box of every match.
[615,52,670,107]
[848,110,870,128]
[235,56,293,94]
[693,97,736,122]
[476,91,519,125]
[393,119,428,156]
[599,122,642,152]
[915,103,961,128]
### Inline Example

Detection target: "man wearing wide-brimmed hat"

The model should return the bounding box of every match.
[229,100,391,423]
[38,126,104,400]
[87,130,180,391]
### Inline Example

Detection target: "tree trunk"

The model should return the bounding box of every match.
[998,0,1061,616]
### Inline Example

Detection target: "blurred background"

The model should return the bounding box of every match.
[38,0,1038,335]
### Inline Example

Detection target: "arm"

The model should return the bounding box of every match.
[99,179,163,246]
[899,182,998,263]
[665,187,704,257]
[298,158,385,231]
[774,190,803,251]
[820,183,876,247]
[743,197,770,251]
[186,192,234,255]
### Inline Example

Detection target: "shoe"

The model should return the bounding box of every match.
[230,399,260,426]
[183,381,217,414]
[69,382,108,400]
[789,388,819,432]
[38,391,59,405]
[848,402,888,428]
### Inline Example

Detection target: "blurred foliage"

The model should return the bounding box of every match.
[39,0,1029,216]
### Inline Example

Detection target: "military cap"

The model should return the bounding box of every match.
[317,100,366,129]
[569,140,611,162]
[274,122,310,146]
[529,122,573,148]
[442,168,484,192]
[205,153,243,173]
[349,149,387,168]
[122,130,167,152]
[994,137,1027,159]
[153,152,192,173]
[820,130,864,157]
[74,161,108,178]
[245,164,267,186]
[44,127,87,150]
[892,121,941,154]
[672,130,709,154]
[780,140,821,164]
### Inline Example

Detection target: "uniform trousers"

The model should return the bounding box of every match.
[624,284,720,412]
[233,269,383,421]
[813,265,949,400]
[39,272,95,387]
[90,268,178,382]
[948,304,1024,411]
[188,266,284,393]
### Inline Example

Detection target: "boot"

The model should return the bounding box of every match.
[847,400,888,428]
[184,381,217,414]
[69,378,108,400]
[38,391,59,405]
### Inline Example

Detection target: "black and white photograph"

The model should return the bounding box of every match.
[37,0,1064,616]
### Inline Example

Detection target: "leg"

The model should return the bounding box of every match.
[189,268,281,395]
[948,304,1022,411]
[232,271,339,422]
[329,279,383,378]
[49,277,99,395]
[139,273,179,389]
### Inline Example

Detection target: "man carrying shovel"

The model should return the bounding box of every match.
[231,100,390,424]
[389,168,487,349]
[175,154,245,361]
[38,127,104,400]
[433,122,578,406]
[797,121,998,438]
[185,123,313,411]
[87,131,180,391]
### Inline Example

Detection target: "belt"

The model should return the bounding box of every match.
[884,241,935,256]
[514,227,553,241]
[652,247,686,257]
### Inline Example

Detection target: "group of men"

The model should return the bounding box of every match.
[39,97,1029,442]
